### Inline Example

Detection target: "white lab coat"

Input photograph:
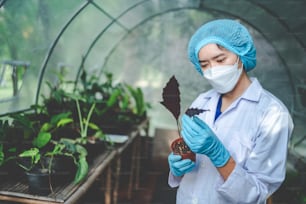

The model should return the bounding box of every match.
[168,78,294,204]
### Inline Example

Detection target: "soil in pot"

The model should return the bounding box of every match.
[171,137,196,161]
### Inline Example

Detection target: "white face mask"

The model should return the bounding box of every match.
[203,59,243,94]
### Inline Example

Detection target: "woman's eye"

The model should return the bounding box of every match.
[200,64,209,69]
[217,58,225,63]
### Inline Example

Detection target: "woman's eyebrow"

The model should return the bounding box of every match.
[198,54,225,63]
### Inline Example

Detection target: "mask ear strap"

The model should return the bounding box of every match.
[235,56,240,64]
[236,57,243,69]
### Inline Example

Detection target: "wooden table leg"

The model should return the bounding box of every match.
[113,156,121,204]
[105,165,112,204]
[134,136,141,190]
[127,139,137,200]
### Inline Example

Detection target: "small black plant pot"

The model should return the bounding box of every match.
[25,169,53,195]
[43,156,76,184]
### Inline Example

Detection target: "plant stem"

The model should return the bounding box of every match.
[76,100,84,137]
[83,103,96,139]
[177,120,182,138]
[48,173,54,194]
[47,156,54,194]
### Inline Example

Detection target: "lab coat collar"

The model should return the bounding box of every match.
[203,89,219,99]
[240,77,262,102]
[200,78,262,125]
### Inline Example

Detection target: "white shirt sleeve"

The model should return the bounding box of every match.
[168,171,182,187]
[216,107,293,203]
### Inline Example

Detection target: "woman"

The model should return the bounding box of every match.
[168,19,294,203]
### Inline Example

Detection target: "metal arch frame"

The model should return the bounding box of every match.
[34,1,90,105]
[248,0,305,114]
[249,0,306,52]
[0,0,7,8]
[35,0,155,103]
[74,0,200,86]
[74,0,151,88]
[75,0,202,87]
[34,0,138,104]
[98,7,197,75]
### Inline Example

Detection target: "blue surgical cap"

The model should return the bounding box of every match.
[188,19,256,75]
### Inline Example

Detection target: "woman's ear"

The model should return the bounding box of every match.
[238,59,244,69]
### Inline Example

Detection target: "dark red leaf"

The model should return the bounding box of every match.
[185,108,209,117]
[160,75,181,121]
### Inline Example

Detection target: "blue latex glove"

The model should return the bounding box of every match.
[181,114,230,167]
[168,152,195,177]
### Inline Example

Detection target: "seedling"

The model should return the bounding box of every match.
[160,75,208,161]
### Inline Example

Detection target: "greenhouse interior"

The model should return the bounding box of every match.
[0,0,305,203]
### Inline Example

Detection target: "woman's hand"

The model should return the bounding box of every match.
[181,114,230,167]
[168,152,195,177]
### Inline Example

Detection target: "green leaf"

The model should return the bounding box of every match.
[75,144,87,157]
[33,132,51,148]
[45,143,65,156]
[57,118,73,128]
[50,112,72,125]
[107,89,120,107]
[0,145,4,166]
[40,122,53,132]
[86,121,99,131]
[34,153,41,164]
[19,148,39,157]
[59,138,76,153]
[93,130,105,140]
[65,92,86,102]
[18,148,41,171]
[74,156,88,184]
[127,85,146,116]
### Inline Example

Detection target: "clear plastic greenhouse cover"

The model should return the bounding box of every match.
[0,0,305,153]
[1,0,306,202]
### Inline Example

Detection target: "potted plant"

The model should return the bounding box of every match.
[17,112,88,195]
[160,76,208,161]
[65,92,114,162]
[41,70,113,150]
[0,107,48,181]
[79,70,150,135]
